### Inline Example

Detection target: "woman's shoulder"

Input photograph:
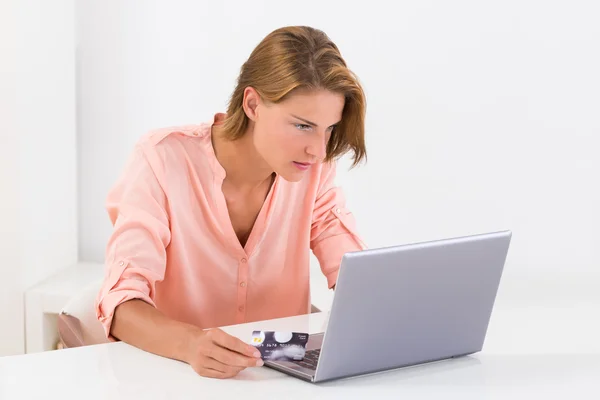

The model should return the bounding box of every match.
[136,121,212,150]
[132,118,217,161]
[127,119,218,179]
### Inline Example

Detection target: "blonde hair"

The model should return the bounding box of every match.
[221,26,367,167]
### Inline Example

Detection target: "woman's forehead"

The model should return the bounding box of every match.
[275,90,344,121]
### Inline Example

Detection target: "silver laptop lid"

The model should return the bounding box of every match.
[314,230,512,382]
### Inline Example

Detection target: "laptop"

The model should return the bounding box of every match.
[264,230,512,383]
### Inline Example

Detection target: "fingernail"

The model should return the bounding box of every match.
[256,359,264,367]
[253,351,261,358]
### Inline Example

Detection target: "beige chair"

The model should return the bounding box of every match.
[57,280,108,348]
[58,280,321,348]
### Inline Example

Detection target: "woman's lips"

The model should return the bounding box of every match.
[293,161,311,171]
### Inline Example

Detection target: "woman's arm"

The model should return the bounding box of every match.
[112,299,263,379]
[310,162,367,289]
[111,299,200,362]
[96,145,261,378]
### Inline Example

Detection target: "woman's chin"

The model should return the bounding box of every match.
[276,167,306,183]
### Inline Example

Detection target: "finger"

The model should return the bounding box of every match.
[195,366,231,379]
[202,356,246,375]
[204,342,263,368]
[207,329,261,358]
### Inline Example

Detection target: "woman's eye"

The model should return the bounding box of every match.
[295,124,311,131]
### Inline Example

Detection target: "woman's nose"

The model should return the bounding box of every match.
[306,134,327,161]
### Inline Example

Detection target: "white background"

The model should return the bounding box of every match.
[2,0,599,355]
[76,1,599,307]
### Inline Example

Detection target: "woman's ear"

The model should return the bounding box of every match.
[242,86,261,121]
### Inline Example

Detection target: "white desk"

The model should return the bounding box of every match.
[1,307,599,399]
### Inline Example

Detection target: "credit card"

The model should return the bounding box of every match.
[250,331,309,361]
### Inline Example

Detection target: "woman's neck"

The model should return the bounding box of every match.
[211,123,274,191]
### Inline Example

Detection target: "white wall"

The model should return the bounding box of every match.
[0,0,20,357]
[77,1,600,309]
[0,0,78,356]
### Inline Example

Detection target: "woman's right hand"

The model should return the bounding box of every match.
[186,328,264,379]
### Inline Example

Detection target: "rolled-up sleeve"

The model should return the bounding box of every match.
[95,145,171,340]
[310,162,367,289]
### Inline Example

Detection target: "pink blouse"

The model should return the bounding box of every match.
[95,114,366,339]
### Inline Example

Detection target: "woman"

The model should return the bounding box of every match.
[95,25,367,379]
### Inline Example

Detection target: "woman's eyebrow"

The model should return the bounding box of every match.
[290,114,341,127]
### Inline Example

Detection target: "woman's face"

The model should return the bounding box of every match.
[247,88,345,182]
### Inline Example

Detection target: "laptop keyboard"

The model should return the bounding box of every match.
[292,349,320,370]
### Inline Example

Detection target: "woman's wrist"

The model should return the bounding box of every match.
[173,322,204,364]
